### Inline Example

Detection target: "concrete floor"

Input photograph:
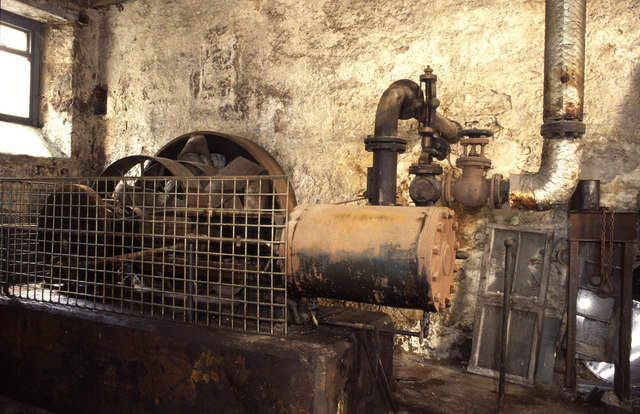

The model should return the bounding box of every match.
[392,352,639,414]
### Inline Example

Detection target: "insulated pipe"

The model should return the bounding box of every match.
[543,0,586,121]
[509,0,586,210]
[509,139,583,210]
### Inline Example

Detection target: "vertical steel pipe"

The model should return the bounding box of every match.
[543,0,587,122]
[509,0,587,210]
[366,80,421,205]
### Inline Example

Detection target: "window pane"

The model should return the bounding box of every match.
[0,50,31,118]
[0,121,54,157]
[0,24,28,52]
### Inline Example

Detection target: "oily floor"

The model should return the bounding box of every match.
[391,352,639,414]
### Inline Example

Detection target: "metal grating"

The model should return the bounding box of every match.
[0,175,289,334]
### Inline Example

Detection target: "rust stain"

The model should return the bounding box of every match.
[353,162,367,179]
[191,350,221,384]
[563,101,581,120]
[509,191,541,211]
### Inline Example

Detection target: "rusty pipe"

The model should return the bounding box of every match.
[365,80,422,205]
[373,79,424,137]
[509,0,586,210]
[543,0,586,122]
[432,112,462,143]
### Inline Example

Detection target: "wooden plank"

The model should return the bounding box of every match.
[2,0,79,23]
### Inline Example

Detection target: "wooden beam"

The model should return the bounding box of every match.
[1,0,79,23]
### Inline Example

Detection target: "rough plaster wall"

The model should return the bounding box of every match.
[86,0,640,360]
[69,8,109,175]
[40,23,74,158]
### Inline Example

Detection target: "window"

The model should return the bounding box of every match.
[0,11,41,126]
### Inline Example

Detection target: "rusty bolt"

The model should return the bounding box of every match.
[432,247,440,255]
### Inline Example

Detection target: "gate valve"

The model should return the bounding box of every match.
[443,129,504,208]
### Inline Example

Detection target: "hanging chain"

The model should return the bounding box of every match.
[598,207,615,297]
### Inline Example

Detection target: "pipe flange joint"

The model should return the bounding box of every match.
[490,174,505,209]
[364,136,408,153]
[457,129,493,139]
[409,175,441,206]
[441,173,454,207]
[540,121,586,139]
[409,163,443,175]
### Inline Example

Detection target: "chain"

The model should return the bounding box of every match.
[598,207,615,297]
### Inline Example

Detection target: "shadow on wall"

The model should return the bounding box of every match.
[70,13,108,176]
[581,66,640,188]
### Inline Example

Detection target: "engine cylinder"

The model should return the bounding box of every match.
[287,204,457,312]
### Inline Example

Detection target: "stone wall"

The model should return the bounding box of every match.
[11,0,640,360]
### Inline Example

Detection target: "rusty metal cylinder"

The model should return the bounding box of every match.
[287,204,457,312]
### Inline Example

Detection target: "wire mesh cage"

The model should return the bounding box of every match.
[0,175,289,334]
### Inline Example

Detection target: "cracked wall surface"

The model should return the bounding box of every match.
[5,0,640,360]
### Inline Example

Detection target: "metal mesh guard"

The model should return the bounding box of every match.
[0,175,289,335]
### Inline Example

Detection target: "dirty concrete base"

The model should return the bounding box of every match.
[0,299,395,414]
[2,351,638,414]
[392,351,639,414]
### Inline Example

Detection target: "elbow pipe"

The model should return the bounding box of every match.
[366,79,461,205]
[509,139,583,210]
[366,79,422,205]
[373,79,424,137]
[371,79,460,141]
[509,0,587,210]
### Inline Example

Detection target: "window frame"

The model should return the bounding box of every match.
[0,10,42,126]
